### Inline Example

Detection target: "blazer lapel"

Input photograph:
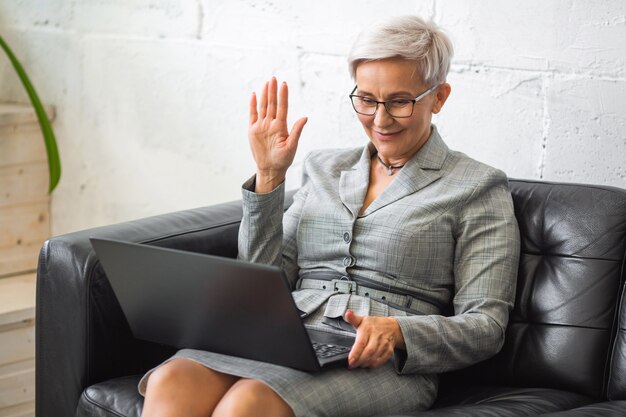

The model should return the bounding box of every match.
[339,146,373,218]
[361,126,450,217]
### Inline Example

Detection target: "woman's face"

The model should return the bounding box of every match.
[354,57,450,163]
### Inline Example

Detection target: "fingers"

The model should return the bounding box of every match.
[249,93,258,126]
[347,315,396,369]
[255,77,290,122]
[259,81,268,119]
[276,81,288,121]
[344,309,363,329]
[251,78,307,144]
[349,332,394,369]
[287,117,308,146]
[348,331,368,369]
[344,310,363,367]
[267,77,278,119]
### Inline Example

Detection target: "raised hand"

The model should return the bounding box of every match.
[248,77,308,193]
[344,309,406,369]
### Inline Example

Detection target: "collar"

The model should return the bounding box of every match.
[339,125,449,217]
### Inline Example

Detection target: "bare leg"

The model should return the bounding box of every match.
[140,358,239,417]
[212,378,295,417]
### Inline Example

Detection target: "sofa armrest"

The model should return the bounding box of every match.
[36,199,245,417]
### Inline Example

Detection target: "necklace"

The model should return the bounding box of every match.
[376,154,405,176]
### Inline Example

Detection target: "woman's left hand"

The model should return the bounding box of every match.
[344,309,406,369]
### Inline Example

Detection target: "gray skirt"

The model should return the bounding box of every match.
[138,296,438,417]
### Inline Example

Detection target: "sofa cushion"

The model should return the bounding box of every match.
[406,385,592,417]
[76,376,144,417]
[537,401,626,416]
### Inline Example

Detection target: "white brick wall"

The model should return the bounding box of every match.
[0,1,624,234]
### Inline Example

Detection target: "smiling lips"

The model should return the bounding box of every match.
[375,130,404,140]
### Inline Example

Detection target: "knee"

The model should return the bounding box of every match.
[213,379,294,417]
[213,379,264,415]
[146,358,204,393]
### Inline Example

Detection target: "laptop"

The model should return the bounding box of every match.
[90,237,355,372]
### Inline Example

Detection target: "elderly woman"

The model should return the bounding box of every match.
[138,15,520,417]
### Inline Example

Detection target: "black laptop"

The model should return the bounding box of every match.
[90,237,355,372]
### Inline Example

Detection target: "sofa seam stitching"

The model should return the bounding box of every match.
[605,251,626,400]
[137,219,242,244]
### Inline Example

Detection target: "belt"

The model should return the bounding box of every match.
[296,272,445,315]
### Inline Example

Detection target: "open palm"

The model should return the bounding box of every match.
[248,77,307,185]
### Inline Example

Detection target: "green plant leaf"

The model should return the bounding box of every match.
[0,34,61,193]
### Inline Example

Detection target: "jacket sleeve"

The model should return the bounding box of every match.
[393,170,521,374]
[237,175,310,289]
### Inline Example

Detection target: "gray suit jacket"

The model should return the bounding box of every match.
[238,125,520,375]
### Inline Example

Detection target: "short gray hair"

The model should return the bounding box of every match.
[348,15,454,86]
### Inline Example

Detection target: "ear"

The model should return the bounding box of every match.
[431,83,452,114]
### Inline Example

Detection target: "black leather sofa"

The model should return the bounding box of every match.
[36,179,626,417]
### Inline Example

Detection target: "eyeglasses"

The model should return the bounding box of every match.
[349,84,439,118]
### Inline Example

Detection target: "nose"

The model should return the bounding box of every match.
[373,103,394,128]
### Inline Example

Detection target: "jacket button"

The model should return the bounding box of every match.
[343,256,355,267]
[343,232,351,243]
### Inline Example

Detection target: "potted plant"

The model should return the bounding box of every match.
[0,34,61,192]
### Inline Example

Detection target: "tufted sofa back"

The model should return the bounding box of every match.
[450,179,626,399]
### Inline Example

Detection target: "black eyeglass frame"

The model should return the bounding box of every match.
[348,84,440,118]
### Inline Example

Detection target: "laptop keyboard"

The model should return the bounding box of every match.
[312,341,351,359]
